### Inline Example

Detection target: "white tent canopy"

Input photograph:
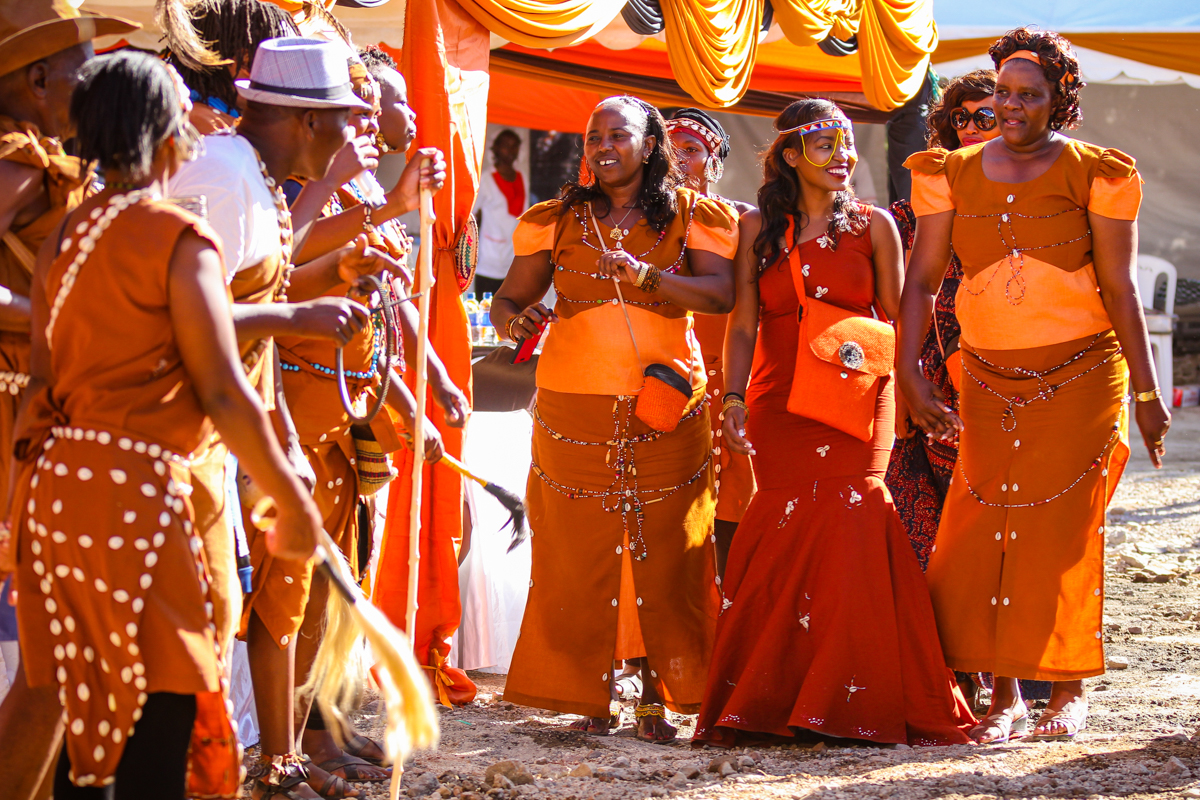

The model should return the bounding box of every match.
[933,0,1200,87]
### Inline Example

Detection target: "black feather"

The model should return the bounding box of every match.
[479,481,528,551]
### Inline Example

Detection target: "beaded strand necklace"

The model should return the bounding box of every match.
[245,140,294,302]
[956,206,1090,305]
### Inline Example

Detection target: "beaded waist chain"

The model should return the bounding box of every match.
[532,397,710,560]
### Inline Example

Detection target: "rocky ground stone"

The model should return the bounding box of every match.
[249,408,1200,800]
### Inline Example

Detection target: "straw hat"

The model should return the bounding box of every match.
[235,37,371,110]
[0,0,139,78]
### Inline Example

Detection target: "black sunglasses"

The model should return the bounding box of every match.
[950,107,997,131]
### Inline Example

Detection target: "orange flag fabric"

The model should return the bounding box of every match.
[371,0,489,705]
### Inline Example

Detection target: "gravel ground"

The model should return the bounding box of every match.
[258,407,1200,800]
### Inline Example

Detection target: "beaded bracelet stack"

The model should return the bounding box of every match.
[634,261,662,293]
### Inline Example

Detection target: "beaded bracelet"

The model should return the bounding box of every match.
[641,264,662,293]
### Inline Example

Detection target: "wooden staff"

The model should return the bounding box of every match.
[392,160,436,800]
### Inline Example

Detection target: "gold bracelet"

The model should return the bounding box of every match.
[633,261,650,288]
[1133,388,1162,403]
[505,314,522,342]
[722,395,747,414]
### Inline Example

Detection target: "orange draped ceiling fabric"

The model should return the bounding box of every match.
[771,0,937,110]
[659,0,762,107]
[462,0,936,111]
[455,0,627,48]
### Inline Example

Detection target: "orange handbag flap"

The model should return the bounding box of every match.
[805,299,896,377]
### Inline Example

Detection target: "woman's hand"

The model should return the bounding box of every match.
[266,498,323,563]
[432,377,469,428]
[336,235,411,287]
[402,418,445,463]
[385,147,447,217]
[1135,396,1171,469]
[897,368,963,442]
[504,302,557,341]
[722,405,755,456]
[893,382,917,439]
[596,249,642,285]
[288,296,370,346]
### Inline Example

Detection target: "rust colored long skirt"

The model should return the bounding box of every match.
[504,388,719,719]
[927,331,1129,681]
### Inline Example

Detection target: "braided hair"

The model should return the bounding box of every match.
[989,27,1084,131]
[162,0,299,112]
[558,95,682,232]
[358,45,398,79]
[753,98,868,274]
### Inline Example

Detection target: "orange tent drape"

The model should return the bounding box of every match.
[935,32,1200,79]
[371,0,488,704]
[659,0,763,107]
[455,0,626,48]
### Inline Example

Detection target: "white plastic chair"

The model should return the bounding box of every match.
[1136,255,1177,403]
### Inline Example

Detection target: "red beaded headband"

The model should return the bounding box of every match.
[665,118,724,155]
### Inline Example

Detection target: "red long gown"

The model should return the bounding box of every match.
[693,214,975,747]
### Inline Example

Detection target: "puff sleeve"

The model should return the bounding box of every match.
[512,200,559,256]
[903,149,954,217]
[688,195,738,260]
[1088,148,1142,221]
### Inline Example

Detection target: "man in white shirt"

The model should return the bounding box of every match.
[473,129,527,295]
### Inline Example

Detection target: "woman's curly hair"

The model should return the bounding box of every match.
[559,96,682,232]
[926,69,996,150]
[989,27,1084,131]
[753,98,869,274]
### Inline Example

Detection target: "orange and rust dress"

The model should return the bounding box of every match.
[0,116,90,498]
[241,188,402,650]
[502,189,735,719]
[13,194,237,792]
[907,140,1141,681]
[190,248,289,657]
[692,197,754,524]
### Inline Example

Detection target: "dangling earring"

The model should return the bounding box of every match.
[705,157,724,184]
[578,155,595,186]
[376,132,391,154]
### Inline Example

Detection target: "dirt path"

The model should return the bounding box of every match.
[348,408,1200,800]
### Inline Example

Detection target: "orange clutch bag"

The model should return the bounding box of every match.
[784,246,895,441]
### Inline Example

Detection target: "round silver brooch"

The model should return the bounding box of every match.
[838,341,865,371]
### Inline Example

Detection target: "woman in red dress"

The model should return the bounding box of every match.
[693,99,974,747]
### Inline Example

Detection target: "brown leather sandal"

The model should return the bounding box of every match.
[250,754,311,799]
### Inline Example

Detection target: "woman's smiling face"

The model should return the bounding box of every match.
[783,118,857,192]
[584,104,654,188]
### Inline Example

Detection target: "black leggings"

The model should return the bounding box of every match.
[54,692,196,800]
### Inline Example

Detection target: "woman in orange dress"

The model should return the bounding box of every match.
[13,52,322,796]
[492,96,736,743]
[899,28,1172,743]
[665,108,755,577]
[694,99,974,748]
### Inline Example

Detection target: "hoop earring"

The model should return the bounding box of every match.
[705,157,724,184]
[578,155,595,186]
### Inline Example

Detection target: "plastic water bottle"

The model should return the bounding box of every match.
[463,292,480,345]
[479,292,497,345]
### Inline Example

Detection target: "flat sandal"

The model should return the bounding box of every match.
[1026,699,1087,742]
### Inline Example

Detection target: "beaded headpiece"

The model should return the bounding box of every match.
[665,118,724,157]
[774,116,850,137]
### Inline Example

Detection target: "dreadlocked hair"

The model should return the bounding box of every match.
[926,69,996,150]
[558,95,682,233]
[989,27,1084,131]
[161,0,299,112]
[753,98,868,275]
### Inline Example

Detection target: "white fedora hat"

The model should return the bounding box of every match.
[235,37,371,110]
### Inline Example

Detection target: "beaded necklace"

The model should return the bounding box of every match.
[955,206,1090,305]
[244,139,294,302]
[531,397,709,561]
[47,189,149,346]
